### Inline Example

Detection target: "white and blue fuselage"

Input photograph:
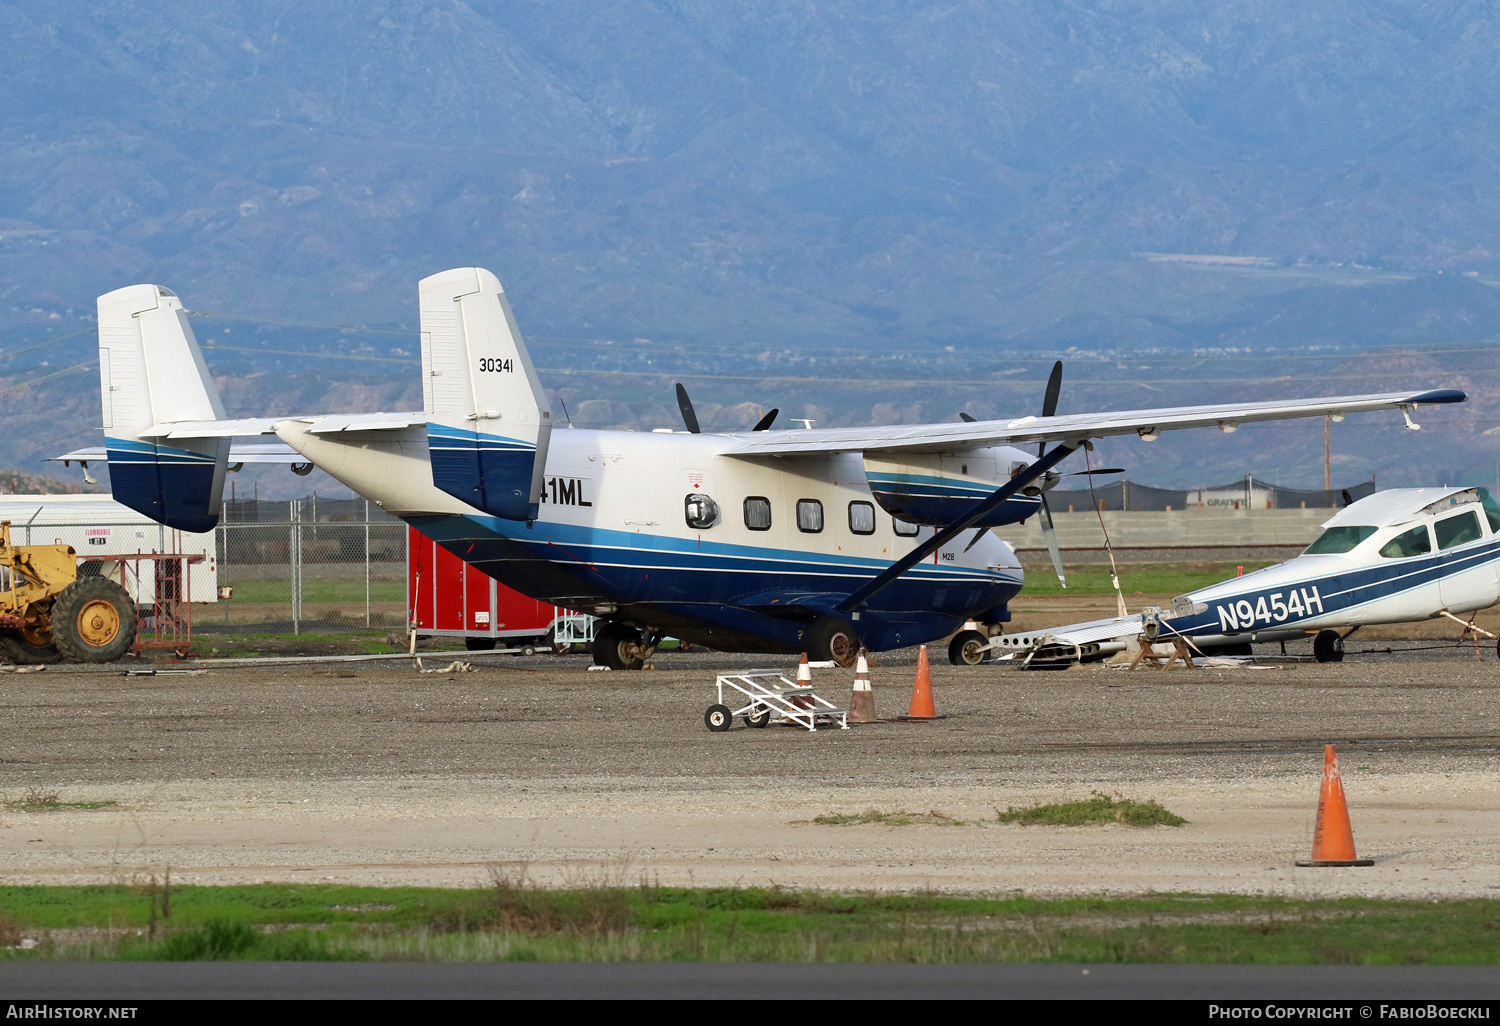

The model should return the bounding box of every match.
[280,419,1032,654]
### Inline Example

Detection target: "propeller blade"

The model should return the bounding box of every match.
[962,527,987,552]
[1037,360,1063,457]
[1038,493,1067,589]
[1341,488,1354,507]
[752,408,779,431]
[958,412,977,423]
[1041,360,1063,419]
[1067,467,1126,477]
[674,382,701,434]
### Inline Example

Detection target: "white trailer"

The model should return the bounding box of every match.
[0,495,219,604]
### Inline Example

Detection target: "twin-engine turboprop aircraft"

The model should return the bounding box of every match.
[993,486,1500,666]
[58,267,1468,668]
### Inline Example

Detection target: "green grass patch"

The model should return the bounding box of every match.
[1,884,1497,964]
[1019,562,1279,597]
[997,792,1186,827]
[812,809,966,827]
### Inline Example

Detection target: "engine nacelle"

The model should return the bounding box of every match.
[863,448,1041,527]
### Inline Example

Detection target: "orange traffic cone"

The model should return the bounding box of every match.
[792,652,815,709]
[849,649,876,723]
[1295,746,1374,867]
[904,645,938,719]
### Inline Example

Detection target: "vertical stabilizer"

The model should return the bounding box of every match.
[421,267,552,520]
[98,284,228,533]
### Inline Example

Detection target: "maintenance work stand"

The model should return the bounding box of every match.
[704,670,849,732]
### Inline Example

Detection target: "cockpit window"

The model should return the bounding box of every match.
[1304,525,1376,554]
[1481,488,1500,534]
[1379,525,1432,559]
[1435,510,1482,551]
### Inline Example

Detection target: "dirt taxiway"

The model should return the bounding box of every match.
[1,645,1497,898]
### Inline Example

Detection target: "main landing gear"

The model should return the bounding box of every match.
[592,623,662,670]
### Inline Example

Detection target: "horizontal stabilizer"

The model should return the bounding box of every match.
[54,441,304,466]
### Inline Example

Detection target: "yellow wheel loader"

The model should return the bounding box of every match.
[0,521,137,664]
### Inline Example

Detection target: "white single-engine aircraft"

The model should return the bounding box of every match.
[58,267,1467,668]
[992,486,1500,667]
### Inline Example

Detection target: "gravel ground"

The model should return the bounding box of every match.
[1,645,1497,898]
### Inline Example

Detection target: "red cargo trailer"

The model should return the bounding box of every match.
[406,526,570,652]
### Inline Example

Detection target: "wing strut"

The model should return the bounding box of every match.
[834,440,1080,615]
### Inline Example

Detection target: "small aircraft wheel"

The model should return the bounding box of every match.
[704,704,734,732]
[745,706,772,728]
[948,629,990,666]
[465,637,496,652]
[1313,629,1345,664]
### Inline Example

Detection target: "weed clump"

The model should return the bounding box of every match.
[813,809,965,827]
[3,787,116,812]
[997,792,1185,827]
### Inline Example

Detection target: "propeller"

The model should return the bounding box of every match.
[674,382,701,434]
[677,382,780,433]
[1033,361,1068,588]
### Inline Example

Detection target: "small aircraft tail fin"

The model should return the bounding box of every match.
[420,267,553,521]
[97,284,229,533]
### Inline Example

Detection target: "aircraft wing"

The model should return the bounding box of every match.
[135,412,427,439]
[999,614,1148,652]
[720,388,1466,456]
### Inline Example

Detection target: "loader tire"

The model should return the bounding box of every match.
[0,629,61,665]
[52,577,137,664]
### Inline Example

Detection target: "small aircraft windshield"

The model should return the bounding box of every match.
[1480,488,1500,533]
[1304,525,1376,554]
[1379,525,1432,559]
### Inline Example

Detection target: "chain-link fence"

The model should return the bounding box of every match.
[207,498,407,635]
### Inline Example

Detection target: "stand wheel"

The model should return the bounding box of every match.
[948,629,990,666]
[1313,629,1345,663]
[704,704,733,732]
[745,707,771,728]
[520,645,537,656]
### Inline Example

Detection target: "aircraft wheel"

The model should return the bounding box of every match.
[745,706,772,728]
[806,617,859,667]
[948,630,990,666]
[704,704,733,732]
[593,623,645,670]
[1313,629,1344,663]
[465,637,497,652]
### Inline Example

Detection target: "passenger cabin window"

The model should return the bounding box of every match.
[796,499,824,533]
[684,493,720,529]
[1304,525,1376,554]
[1435,510,1482,551]
[893,517,920,537]
[848,501,876,535]
[743,496,772,531]
[1379,525,1432,559]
